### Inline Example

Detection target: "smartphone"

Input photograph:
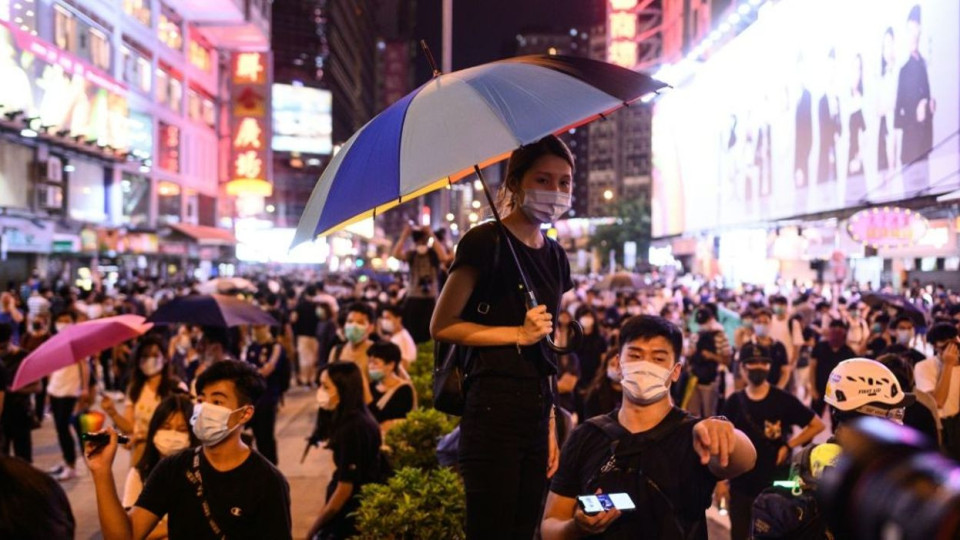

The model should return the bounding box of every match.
[577,493,636,515]
[81,432,131,445]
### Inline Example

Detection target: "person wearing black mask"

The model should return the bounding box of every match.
[810,320,857,417]
[718,345,824,540]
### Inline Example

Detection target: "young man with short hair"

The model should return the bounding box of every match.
[718,346,824,540]
[86,360,292,540]
[914,322,960,460]
[542,315,756,539]
[882,315,925,366]
[745,308,791,389]
[379,305,416,371]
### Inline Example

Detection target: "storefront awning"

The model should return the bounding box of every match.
[168,224,237,246]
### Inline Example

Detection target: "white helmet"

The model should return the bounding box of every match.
[824,358,915,416]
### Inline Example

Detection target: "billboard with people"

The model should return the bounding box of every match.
[652,0,959,237]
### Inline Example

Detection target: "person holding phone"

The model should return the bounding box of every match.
[914,322,960,460]
[541,316,756,539]
[431,135,575,539]
[84,360,291,540]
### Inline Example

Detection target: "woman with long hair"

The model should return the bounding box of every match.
[431,135,575,538]
[120,393,198,540]
[581,348,623,418]
[101,335,185,466]
[307,362,384,540]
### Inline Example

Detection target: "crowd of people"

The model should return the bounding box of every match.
[1,135,959,539]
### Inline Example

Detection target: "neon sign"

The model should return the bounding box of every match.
[227,52,271,197]
[608,0,638,69]
[847,207,929,249]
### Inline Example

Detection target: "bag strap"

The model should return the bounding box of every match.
[185,447,227,539]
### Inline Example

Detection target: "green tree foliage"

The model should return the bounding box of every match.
[588,195,652,268]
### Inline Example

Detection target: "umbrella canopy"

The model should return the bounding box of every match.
[597,272,646,291]
[860,293,928,326]
[12,315,152,391]
[147,294,279,327]
[293,54,665,244]
[197,277,257,295]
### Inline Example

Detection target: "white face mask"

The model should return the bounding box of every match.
[153,429,191,456]
[627,306,642,316]
[380,319,396,335]
[620,361,674,405]
[316,387,336,410]
[607,366,622,383]
[55,322,70,332]
[579,316,595,330]
[190,402,245,447]
[521,189,572,223]
[140,355,165,377]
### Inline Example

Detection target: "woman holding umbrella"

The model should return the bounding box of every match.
[431,135,574,538]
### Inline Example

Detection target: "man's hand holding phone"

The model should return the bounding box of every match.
[83,427,120,478]
[573,492,632,535]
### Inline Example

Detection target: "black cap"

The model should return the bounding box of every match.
[740,342,772,364]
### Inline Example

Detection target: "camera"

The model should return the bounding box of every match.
[818,417,960,540]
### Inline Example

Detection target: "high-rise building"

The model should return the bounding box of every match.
[325,0,378,142]
[0,0,270,284]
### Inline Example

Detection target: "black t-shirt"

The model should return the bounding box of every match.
[0,348,31,409]
[811,342,857,392]
[550,408,718,539]
[328,411,383,487]
[136,448,291,540]
[882,343,926,366]
[244,341,285,398]
[449,222,573,378]
[576,330,608,389]
[292,300,320,337]
[369,383,414,423]
[721,388,815,496]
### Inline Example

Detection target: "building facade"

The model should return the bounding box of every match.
[0,0,269,285]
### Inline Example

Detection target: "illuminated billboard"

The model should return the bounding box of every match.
[272,84,332,155]
[652,0,959,237]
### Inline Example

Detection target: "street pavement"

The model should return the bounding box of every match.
[29,386,332,540]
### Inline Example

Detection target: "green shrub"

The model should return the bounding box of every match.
[384,407,457,470]
[353,466,465,540]
[408,341,435,379]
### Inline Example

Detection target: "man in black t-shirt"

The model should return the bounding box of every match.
[291,286,321,386]
[86,360,291,540]
[810,320,857,416]
[745,308,791,389]
[542,316,756,539]
[0,322,34,462]
[718,348,824,540]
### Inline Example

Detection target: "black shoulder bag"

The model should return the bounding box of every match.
[432,230,501,416]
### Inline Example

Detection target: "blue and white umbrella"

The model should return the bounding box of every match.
[292,54,666,246]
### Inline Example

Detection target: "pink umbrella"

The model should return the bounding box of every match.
[11,314,153,391]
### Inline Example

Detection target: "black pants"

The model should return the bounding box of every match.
[1,400,33,462]
[252,395,279,465]
[730,488,757,540]
[50,396,79,466]
[459,376,550,540]
[942,414,960,462]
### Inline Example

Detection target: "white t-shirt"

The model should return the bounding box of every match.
[122,467,144,508]
[391,329,417,364]
[915,357,960,418]
[47,362,83,398]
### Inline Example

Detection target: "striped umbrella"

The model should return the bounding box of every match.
[292,54,666,245]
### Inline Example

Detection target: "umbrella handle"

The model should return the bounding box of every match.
[544,321,584,355]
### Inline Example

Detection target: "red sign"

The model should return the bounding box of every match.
[228,52,271,192]
[847,207,929,249]
[608,0,638,68]
[158,122,180,173]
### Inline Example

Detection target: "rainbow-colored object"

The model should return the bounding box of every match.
[78,410,106,435]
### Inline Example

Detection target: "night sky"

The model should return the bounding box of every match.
[412,0,604,83]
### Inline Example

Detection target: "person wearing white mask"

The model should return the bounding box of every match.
[329,303,376,405]
[573,307,608,409]
[378,305,417,372]
[46,310,90,481]
[308,362,384,539]
[391,223,448,344]
[85,360,292,540]
[431,135,576,539]
[542,315,756,539]
[121,394,198,538]
[101,336,186,467]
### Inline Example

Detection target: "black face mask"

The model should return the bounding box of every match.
[746,368,769,386]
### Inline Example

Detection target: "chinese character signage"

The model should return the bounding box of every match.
[608,0,638,69]
[228,52,271,195]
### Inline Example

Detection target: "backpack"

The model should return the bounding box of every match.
[584,409,704,540]
[751,486,827,539]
